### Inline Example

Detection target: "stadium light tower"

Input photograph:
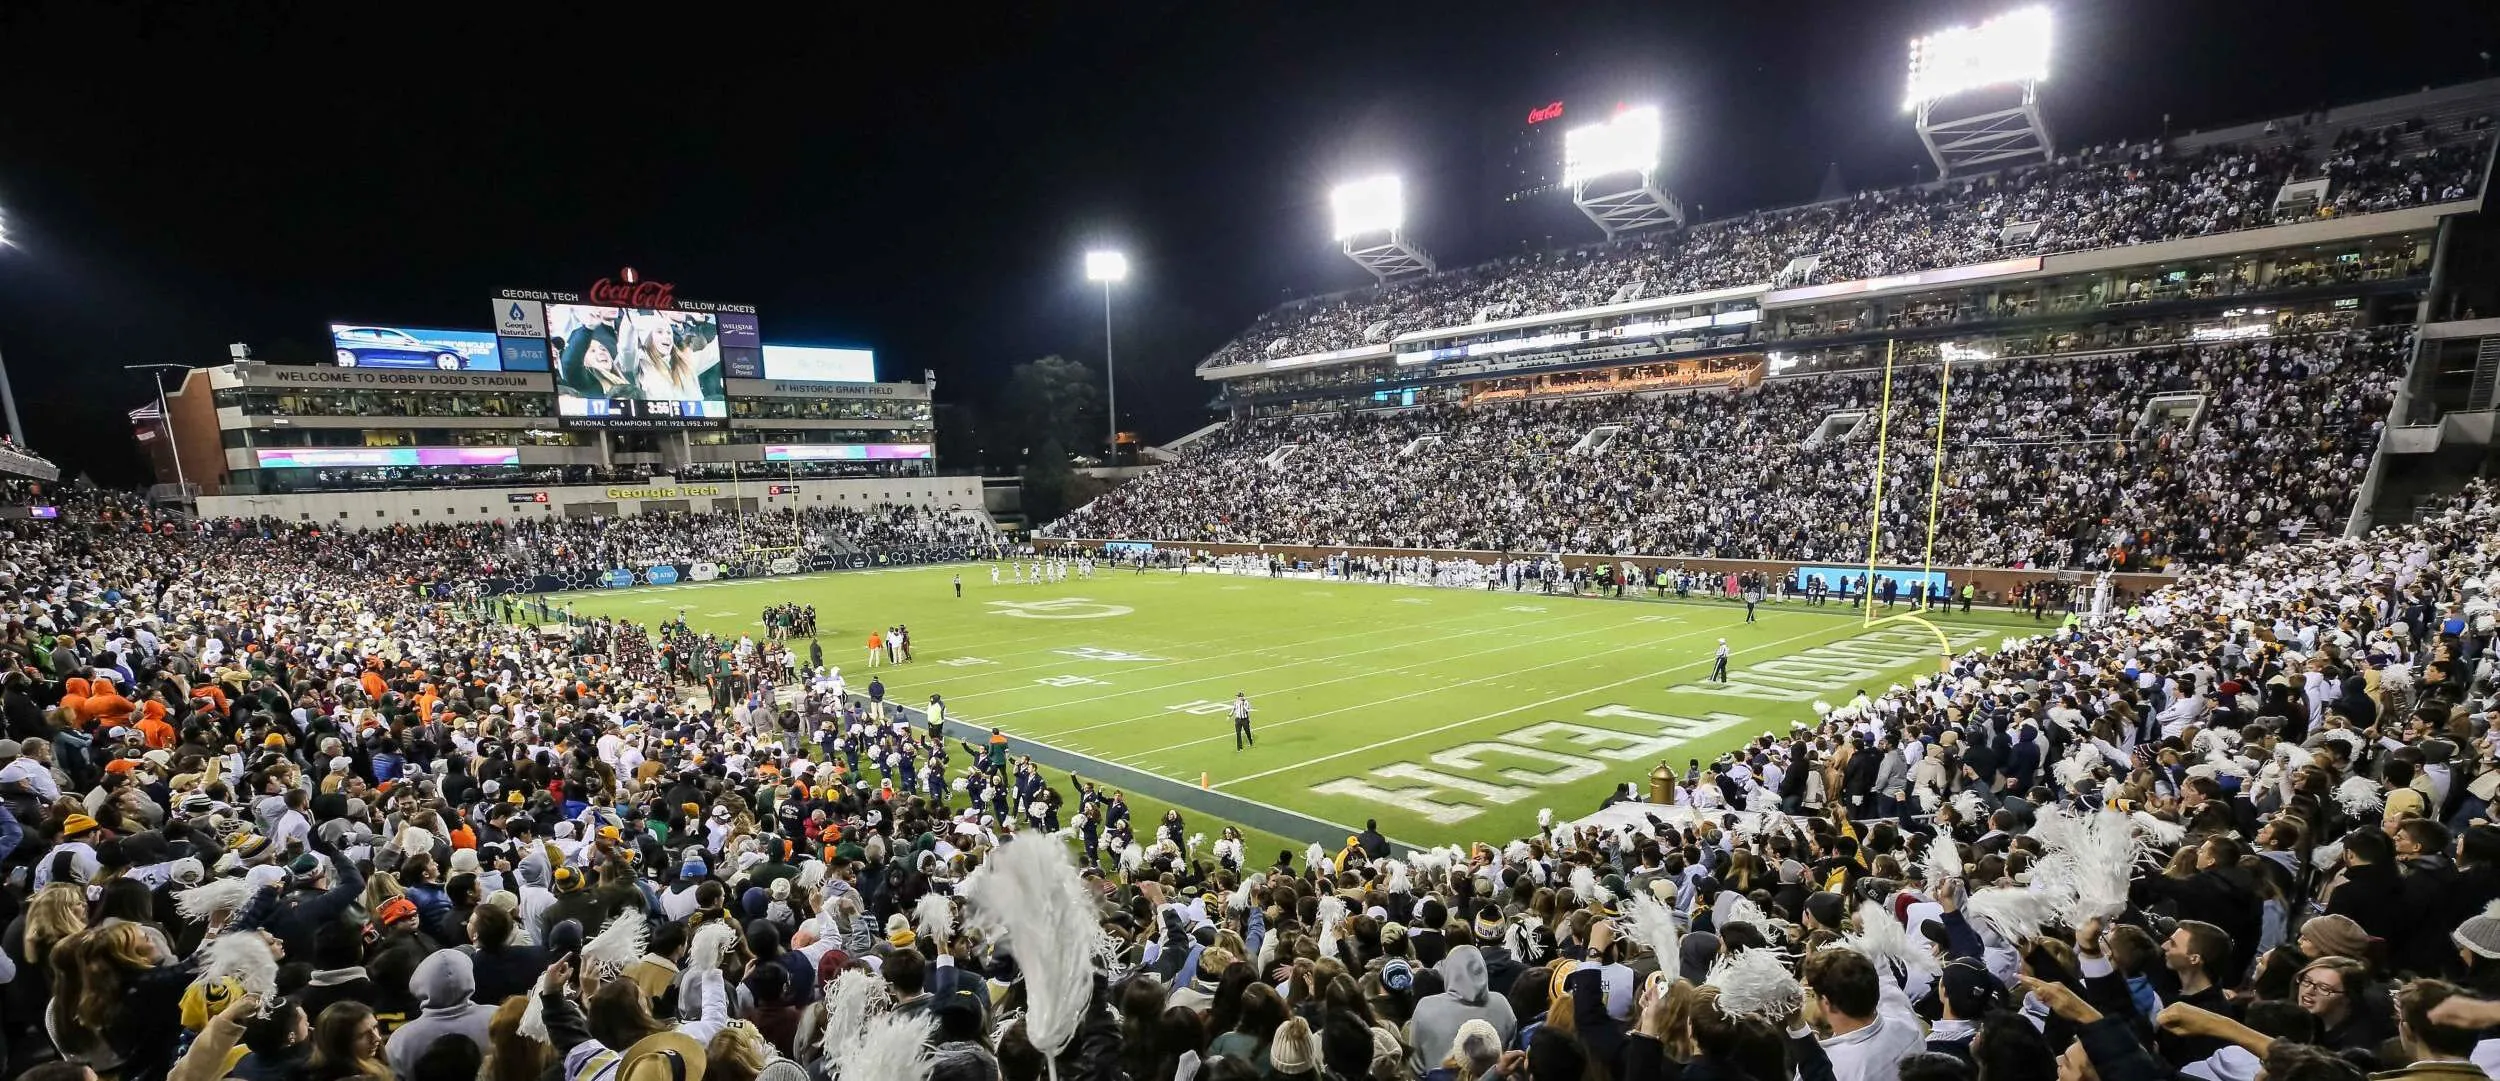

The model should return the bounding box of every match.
[1564,105,1682,239]
[1330,175,1435,282]
[1906,5,2054,175]
[0,209,21,449]
[1083,250,1127,456]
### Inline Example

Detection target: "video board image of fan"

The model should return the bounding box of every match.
[548,303,729,426]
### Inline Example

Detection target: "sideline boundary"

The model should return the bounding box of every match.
[873,700,1426,855]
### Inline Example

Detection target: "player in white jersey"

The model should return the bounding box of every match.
[991,564,1002,585]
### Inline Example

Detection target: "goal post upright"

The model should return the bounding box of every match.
[1857,339,1955,666]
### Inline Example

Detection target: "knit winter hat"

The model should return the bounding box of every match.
[2455,900,2500,960]
[2302,914,2371,961]
[1269,1017,1318,1074]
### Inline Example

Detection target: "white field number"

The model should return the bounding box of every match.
[1036,675,1107,688]
[1164,700,1233,716]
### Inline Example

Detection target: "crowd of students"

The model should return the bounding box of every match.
[1055,329,2407,571]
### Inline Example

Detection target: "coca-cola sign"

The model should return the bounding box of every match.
[585,267,676,310]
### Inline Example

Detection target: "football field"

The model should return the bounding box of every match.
[548,563,2042,852]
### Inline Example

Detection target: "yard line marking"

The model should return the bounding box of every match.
[930,604,1590,703]
[1111,617,1740,762]
[866,577,1574,686]
[1027,606,1745,745]
[961,603,1669,732]
[1211,621,1910,789]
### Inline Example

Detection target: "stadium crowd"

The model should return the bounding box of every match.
[0,463,2490,1081]
[1207,120,2488,368]
[1055,328,2407,571]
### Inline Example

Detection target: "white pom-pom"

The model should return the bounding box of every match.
[2027,810,2137,926]
[1622,892,1682,967]
[201,933,279,1016]
[1570,866,1615,909]
[1923,836,1964,894]
[582,908,648,977]
[2334,775,2385,817]
[2311,840,2346,873]
[1951,789,1987,823]
[687,920,739,974]
[1384,861,1411,896]
[1538,808,1554,829]
[517,986,549,1042]
[1119,844,1145,873]
[814,968,891,1078]
[1715,890,1767,934]
[958,838,1101,1067]
[2130,811,2188,848]
[1965,886,2051,946]
[1305,842,1326,872]
[1704,947,1803,1023]
[1315,895,1348,959]
[1813,700,1832,715]
[175,877,257,928]
[913,893,954,949]
[837,1012,936,1081]
[1836,901,1939,983]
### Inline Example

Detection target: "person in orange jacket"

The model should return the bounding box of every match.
[136,699,176,750]
[57,676,89,728]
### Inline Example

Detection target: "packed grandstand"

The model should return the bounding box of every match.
[1205,119,2490,371]
[3,47,2500,1081]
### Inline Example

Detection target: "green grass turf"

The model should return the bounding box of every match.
[545,564,2045,850]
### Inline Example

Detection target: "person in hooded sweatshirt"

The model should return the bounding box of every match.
[1408,945,1517,1076]
[385,948,496,1080]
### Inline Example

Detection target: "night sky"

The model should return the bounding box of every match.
[0,1,2492,484]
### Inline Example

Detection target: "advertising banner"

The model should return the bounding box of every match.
[769,556,801,575]
[329,324,502,371]
[761,344,875,383]
[690,561,718,582]
[761,443,933,462]
[497,337,553,372]
[492,299,547,339]
[508,492,549,503]
[1789,564,1951,594]
[645,565,680,586]
[256,447,520,469]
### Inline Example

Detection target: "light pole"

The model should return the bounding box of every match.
[0,211,24,448]
[1084,250,1128,460]
[126,364,191,496]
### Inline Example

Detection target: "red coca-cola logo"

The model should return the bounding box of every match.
[586,267,676,310]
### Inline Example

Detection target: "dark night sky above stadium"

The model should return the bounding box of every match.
[0,1,2494,483]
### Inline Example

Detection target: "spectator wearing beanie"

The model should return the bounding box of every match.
[1269,1016,1320,1080]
